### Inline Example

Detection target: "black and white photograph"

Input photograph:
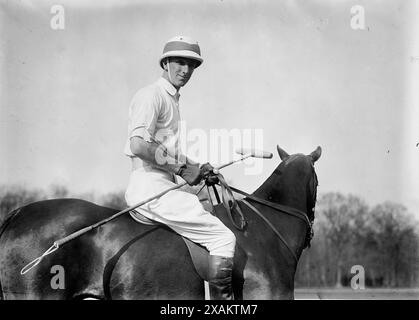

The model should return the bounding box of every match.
[0,0,418,305]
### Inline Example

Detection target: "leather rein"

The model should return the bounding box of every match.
[204,172,315,265]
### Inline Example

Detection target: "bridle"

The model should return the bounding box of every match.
[206,159,318,265]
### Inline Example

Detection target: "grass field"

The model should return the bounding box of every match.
[294,288,419,300]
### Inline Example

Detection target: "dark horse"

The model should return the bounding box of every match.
[0,145,321,300]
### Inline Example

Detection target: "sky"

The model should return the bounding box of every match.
[1,0,418,220]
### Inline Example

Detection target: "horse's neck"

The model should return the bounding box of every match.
[251,173,308,213]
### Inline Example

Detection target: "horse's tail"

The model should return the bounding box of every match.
[0,207,23,300]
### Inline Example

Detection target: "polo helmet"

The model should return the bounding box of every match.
[159,36,203,69]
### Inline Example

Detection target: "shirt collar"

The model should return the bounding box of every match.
[158,77,179,99]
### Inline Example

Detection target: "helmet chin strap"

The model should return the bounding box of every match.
[167,59,174,86]
[167,61,172,82]
[166,60,180,92]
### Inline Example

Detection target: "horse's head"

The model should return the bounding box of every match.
[254,145,321,225]
[275,145,321,222]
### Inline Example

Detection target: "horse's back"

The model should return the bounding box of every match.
[0,198,203,300]
[1,198,114,239]
[0,199,116,299]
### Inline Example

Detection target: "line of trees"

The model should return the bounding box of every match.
[295,192,419,288]
[0,185,418,288]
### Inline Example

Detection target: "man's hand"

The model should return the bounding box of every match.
[200,162,219,186]
[177,164,203,186]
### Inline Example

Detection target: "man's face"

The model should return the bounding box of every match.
[164,57,197,89]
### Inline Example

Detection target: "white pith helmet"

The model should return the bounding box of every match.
[159,36,203,69]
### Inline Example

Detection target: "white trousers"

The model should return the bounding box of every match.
[125,169,236,258]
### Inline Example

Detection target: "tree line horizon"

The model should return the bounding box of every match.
[0,184,418,288]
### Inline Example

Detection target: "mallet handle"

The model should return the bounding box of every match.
[21,152,271,275]
[55,182,187,247]
[55,156,254,247]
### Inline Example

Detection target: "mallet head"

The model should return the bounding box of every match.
[235,148,273,159]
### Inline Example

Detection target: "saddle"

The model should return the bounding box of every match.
[130,209,211,281]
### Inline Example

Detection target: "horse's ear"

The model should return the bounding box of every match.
[277,145,290,161]
[309,146,322,163]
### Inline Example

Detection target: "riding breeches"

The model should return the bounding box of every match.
[125,169,236,258]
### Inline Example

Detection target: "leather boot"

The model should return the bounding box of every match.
[208,255,234,300]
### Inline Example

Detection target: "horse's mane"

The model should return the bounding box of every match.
[304,166,318,248]
[306,164,318,223]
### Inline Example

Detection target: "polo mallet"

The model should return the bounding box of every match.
[20,148,273,275]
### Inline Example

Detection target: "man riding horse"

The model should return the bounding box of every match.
[123,36,236,300]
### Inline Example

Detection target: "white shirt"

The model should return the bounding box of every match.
[124,77,182,171]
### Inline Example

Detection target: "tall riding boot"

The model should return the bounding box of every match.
[208,255,234,300]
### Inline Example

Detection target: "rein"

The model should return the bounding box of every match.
[229,186,312,227]
[207,174,314,265]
